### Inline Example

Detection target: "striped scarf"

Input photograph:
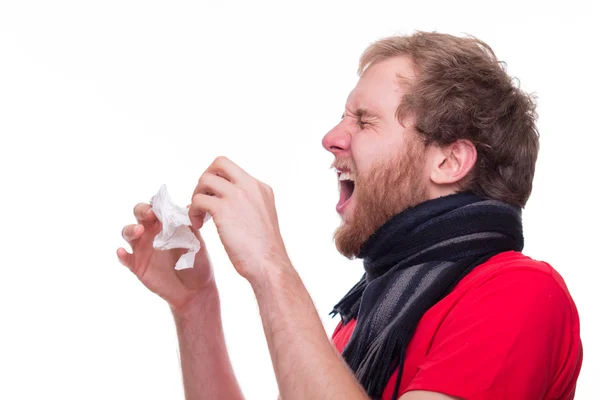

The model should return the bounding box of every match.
[330,192,524,399]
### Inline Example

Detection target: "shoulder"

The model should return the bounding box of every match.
[406,252,583,399]
[462,251,558,280]
[455,251,575,304]
[447,251,579,330]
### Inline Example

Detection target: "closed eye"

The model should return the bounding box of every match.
[341,112,369,128]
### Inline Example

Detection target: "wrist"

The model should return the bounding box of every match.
[248,257,296,297]
[170,281,220,321]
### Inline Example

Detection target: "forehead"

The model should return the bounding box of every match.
[346,56,416,117]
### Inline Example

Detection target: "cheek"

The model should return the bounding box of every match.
[351,135,394,174]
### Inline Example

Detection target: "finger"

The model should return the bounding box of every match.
[193,172,235,198]
[133,203,157,223]
[206,156,248,184]
[121,224,144,243]
[189,193,220,229]
[116,247,133,269]
[189,226,205,245]
[187,204,212,224]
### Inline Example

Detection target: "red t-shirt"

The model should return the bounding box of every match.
[331,251,583,400]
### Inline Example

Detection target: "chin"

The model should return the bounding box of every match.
[334,201,368,259]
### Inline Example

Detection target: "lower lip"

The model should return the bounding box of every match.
[336,193,353,215]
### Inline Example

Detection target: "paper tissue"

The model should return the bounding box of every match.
[150,185,208,270]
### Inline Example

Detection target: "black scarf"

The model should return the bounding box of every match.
[330,192,524,399]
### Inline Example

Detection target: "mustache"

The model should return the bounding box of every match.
[330,158,357,174]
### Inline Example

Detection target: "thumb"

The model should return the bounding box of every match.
[189,213,206,230]
[187,204,205,229]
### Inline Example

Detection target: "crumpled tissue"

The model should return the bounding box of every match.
[150,185,209,270]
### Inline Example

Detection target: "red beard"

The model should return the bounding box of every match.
[334,140,429,258]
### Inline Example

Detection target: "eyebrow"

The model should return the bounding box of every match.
[357,108,377,118]
[342,107,379,119]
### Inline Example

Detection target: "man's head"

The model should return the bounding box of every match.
[322,32,539,258]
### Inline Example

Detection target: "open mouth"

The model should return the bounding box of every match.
[337,170,356,213]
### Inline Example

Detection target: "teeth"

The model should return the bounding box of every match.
[339,172,354,181]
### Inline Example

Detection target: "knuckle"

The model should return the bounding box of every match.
[235,185,247,198]
[258,180,273,194]
[196,174,212,194]
[251,179,261,192]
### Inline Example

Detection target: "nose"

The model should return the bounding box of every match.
[322,122,351,157]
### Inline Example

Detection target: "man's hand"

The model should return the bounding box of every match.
[117,203,215,312]
[117,202,245,400]
[187,157,366,400]
[189,156,290,281]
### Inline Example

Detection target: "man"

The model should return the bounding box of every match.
[117,32,582,399]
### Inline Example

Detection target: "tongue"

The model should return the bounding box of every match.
[337,180,354,208]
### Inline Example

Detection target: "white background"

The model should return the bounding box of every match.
[1,1,598,399]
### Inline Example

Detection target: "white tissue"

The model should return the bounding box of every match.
[150,185,201,270]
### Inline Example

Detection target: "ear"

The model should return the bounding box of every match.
[429,140,477,185]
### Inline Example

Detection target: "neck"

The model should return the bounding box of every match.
[359,192,521,280]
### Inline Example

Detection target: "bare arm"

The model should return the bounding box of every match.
[172,284,244,400]
[401,391,460,400]
[117,202,244,400]
[252,262,460,400]
[186,157,460,400]
[251,261,369,400]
